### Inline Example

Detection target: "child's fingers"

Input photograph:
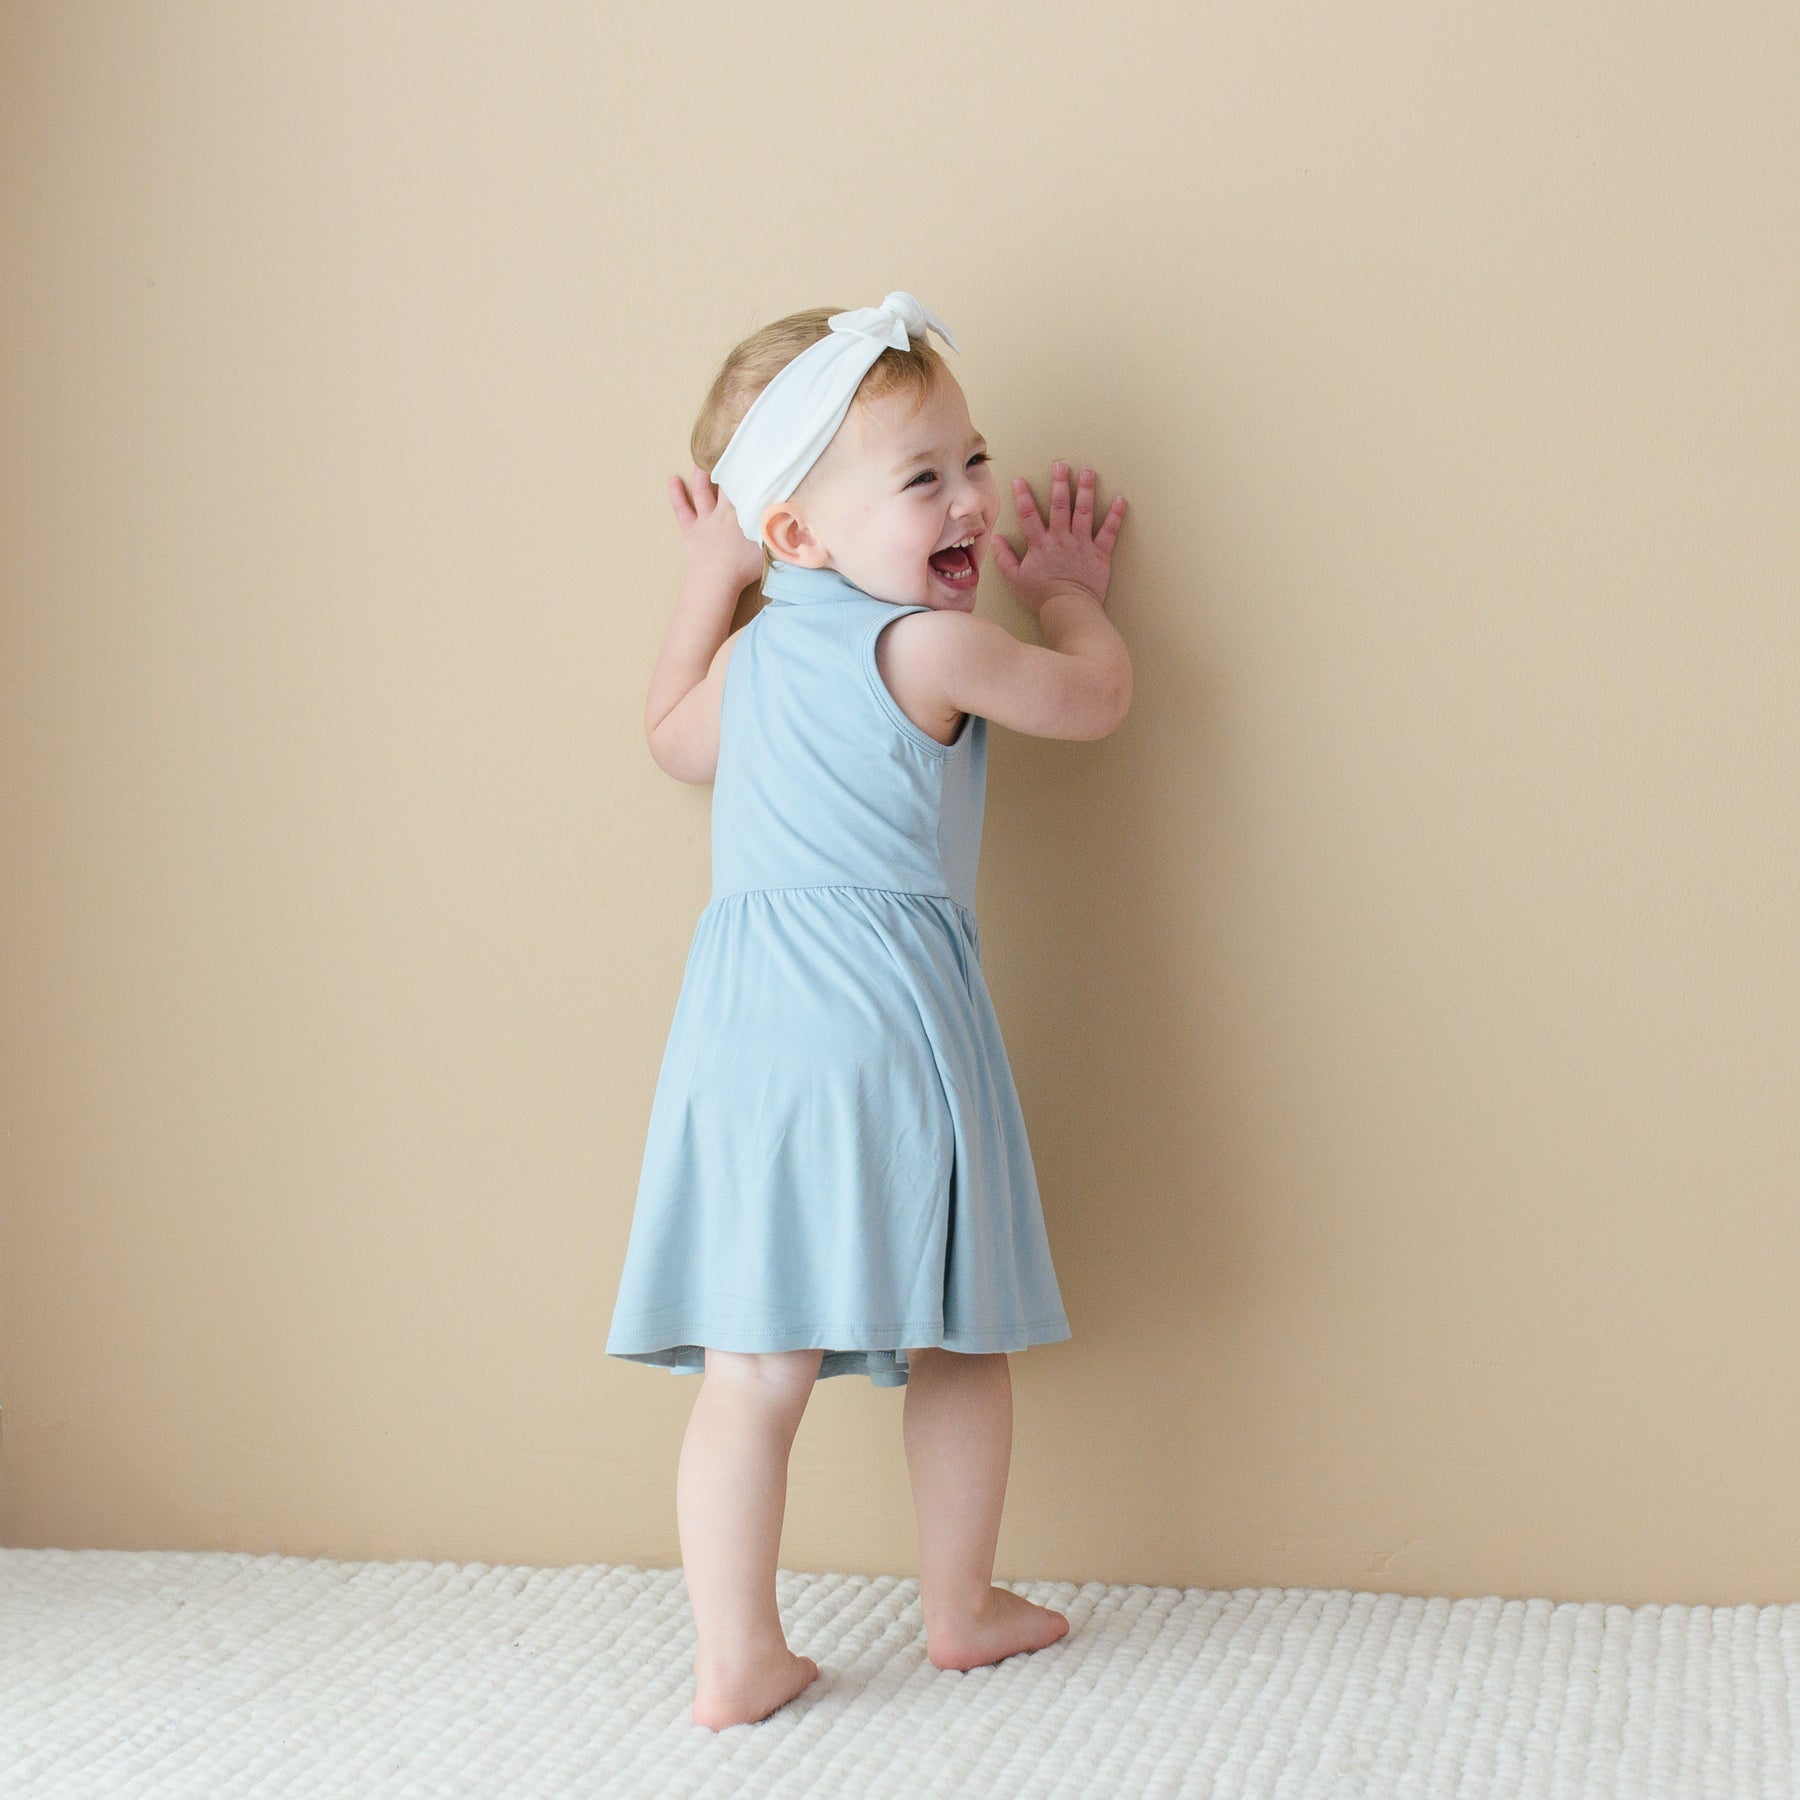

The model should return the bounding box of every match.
[694,464,727,513]
[1070,465,1095,536]
[1049,460,1070,530]
[1092,494,1128,557]
[1011,476,1045,542]
[669,473,698,527]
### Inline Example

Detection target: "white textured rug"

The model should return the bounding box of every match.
[1,1548,1795,1797]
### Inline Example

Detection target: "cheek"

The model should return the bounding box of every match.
[884,502,932,544]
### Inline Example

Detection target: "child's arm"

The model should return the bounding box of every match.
[931,461,1132,742]
[645,467,766,783]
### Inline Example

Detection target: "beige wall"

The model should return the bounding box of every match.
[3,2,1796,1607]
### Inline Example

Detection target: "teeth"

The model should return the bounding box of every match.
[931,531,981,581]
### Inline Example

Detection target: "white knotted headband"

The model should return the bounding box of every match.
[710,289,961,546]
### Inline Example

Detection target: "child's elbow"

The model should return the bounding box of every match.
[1081,659,1133,740]
[1107,660,1133,732]
[645,720,709,784]
[644,720,674,777]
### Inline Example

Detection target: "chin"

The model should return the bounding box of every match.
[921,568,982,612]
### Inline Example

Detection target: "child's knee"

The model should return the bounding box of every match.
[903,1346,1006,1372]
[703,1346,823,1399]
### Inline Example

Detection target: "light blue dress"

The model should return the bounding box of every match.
[605,558,1071,1387]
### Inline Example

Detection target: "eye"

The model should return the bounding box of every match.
[907,452,991,490]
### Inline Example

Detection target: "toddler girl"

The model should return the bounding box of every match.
[606,291,1131,1731]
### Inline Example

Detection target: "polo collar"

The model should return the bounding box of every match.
[760,561,879,607]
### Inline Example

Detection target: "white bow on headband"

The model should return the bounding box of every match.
[710,289,961,546]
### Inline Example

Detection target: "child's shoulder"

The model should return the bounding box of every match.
[874,602,1011,684]
[871,606,997,750]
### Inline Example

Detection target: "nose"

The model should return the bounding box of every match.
[948,469,990,520]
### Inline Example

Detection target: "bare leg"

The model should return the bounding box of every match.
[901,1347,1070,1671]
[677,1346,825,1728]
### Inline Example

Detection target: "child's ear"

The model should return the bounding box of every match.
[763,505,827,568]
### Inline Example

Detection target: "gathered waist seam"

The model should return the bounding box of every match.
[710,882,976,925]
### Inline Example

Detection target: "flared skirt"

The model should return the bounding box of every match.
[604,885,1070,1388]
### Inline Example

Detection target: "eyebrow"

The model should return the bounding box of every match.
[891,433,987,477]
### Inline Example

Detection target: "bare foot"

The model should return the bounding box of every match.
[691,1648,821,1730]
[925,1586,1070,1672]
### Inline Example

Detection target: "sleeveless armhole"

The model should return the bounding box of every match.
[861,607,970,758]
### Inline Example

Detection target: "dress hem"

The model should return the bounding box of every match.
[606,1317,1072,1384]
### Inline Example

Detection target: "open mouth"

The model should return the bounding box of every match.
[927,533,982,592]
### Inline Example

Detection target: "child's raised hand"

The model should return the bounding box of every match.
[989,461,1128,615]
[668,465,766,593]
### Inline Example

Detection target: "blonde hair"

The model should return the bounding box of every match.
[691,306,951,568]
